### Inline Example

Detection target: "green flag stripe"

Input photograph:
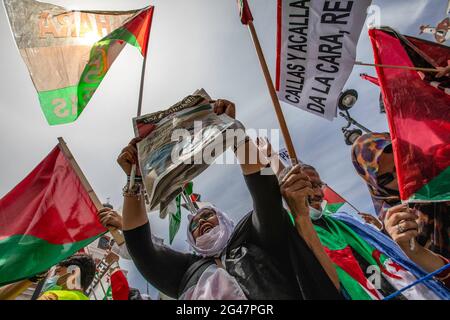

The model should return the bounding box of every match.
[37,86,79,125]
[38,28,141,125]
[325,202,346,214]
[76,29,141,118]
[409,166,450,202]
[169,195,182,244]
[0,233,102,287]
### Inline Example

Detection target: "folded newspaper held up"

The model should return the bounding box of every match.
[133,89,245,218]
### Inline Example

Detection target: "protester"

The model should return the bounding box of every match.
[37,254,96,300]
[351,133,450,287]
[257,138,449,298]
[101,99,342,300]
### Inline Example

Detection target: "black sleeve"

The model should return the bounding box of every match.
[123,222,198,298]
[244,170,290,256]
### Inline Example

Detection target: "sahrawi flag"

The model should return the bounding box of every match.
[0,144,106,286]
[369,27,450,202]
[169,182,200,244]
[3,0,154,125]
[275,0,371,120]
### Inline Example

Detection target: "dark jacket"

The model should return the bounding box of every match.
[124,171,342,300]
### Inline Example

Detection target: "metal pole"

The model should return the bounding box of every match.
[339,112,372,133]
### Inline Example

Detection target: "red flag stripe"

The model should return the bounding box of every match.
[369,28,450,200]
[124,6,155,56]
[0,146,106,244]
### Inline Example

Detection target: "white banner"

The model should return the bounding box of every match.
[276,0,371,120]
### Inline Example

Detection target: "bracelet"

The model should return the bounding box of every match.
[127,175,143,183]
[122,181,144,199]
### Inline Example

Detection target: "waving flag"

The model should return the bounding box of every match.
[323,186,346,214]
[4,0,154,125]
[168,182,200,244]
[369,27,450,202]
[168,194,182,245]
[0,143,106,286]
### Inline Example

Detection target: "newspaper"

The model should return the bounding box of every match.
[133,89,245,217]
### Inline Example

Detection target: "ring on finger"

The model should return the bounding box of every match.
[397,223,405,234]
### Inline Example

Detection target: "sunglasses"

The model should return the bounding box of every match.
[189,210,216,233]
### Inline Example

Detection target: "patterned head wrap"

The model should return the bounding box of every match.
[351,132,400,217]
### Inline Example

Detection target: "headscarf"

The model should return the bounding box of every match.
[186,206,235,258]
[351,133,450,258]
[351,132,400,217]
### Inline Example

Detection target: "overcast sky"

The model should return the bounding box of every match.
[0,0,446,298]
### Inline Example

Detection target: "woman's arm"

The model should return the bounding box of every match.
[114,139,197,298]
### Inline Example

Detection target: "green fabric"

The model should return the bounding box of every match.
[184,182,194,196]
[103,286,113,300]
[0,234,101,287]
[314,216,387,300]
[324,202,345,214]
[39,28,141,125]
[44,289,89,300]
[315,216,380,265]
[286,211,384,300]
[77,28,140,117]
[409,166,450,202]
[37,85,79,125]
[169,195,182,245]
[335,266,373,300]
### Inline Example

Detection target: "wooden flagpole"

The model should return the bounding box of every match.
[355,61,439,73]
[57,137,125,245]
[247,20,299,165]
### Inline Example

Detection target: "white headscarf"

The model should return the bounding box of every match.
[186,206,235,258]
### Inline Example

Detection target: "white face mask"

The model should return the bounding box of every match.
[309,200,326,220]
[187,207,235,258]
[195,225,221,250]
[42,275,59,292]
[309,206,324,220]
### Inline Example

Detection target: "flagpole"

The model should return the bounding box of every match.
[57,137,125,245]
[137,43,150,117]
[130,10,153,188]
[247,20,298,165]
[355,61,439,73]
